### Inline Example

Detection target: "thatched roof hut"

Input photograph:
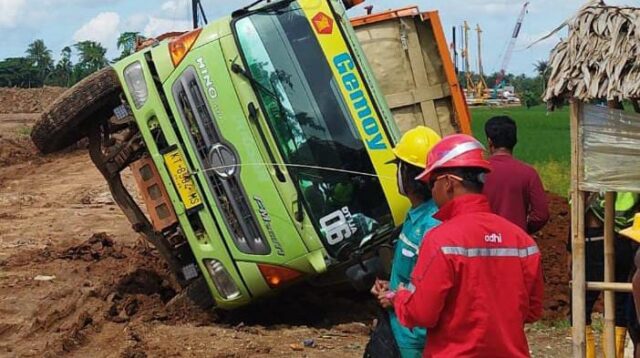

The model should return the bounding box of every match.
[545,3,640,357]
[544,1,640,105]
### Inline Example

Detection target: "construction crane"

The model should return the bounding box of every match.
[494,1,530,91]
[462,21,475,95]
[475,24,488,99]
[452,26,458,74]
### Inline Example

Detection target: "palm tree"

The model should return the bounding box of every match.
[116,32,141,59]
[55,46,73,86]
[534,60,550,91]
[74,41,108,78]
[25,39,53,86]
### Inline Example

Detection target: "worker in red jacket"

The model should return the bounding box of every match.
[389,134,544,358]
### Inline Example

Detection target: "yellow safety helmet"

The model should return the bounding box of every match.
[620,213,640,243]
[392,126,442,169]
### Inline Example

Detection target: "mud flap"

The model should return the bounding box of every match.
[345,256,383,292]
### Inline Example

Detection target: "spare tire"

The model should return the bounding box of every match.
[31,66,123,154]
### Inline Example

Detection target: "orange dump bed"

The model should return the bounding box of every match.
[351,6,471,136]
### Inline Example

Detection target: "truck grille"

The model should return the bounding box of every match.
[172,67,269,255]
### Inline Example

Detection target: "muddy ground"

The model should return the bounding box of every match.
[0,87,66,114]
[0,89,577,357]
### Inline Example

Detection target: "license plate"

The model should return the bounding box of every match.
[163,149,202,210]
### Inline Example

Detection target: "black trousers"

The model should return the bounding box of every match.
[627,244,640,352]
[574,228,634,326]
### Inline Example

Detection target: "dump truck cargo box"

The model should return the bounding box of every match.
[351,7,471,136]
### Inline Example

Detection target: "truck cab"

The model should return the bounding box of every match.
[111,0,408,309]
[32,0,468,310]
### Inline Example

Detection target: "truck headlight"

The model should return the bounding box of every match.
[123,61,148,108]
[204,259,241,300]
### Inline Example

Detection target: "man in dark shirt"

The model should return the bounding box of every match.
[482,116,549,234]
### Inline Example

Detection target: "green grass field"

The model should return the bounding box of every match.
[470,105,571,196]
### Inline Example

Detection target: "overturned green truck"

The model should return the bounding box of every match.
[31,0,469,309]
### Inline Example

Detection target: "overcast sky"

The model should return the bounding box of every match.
[0,0,637,75]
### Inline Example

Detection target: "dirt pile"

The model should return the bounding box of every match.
[58,232,127,262]
[0,232,194,356]
[0,230,378,357]
[106,269,177,324]
[0,86,66,114]
[0,136,38,166]
[536,193,571,320]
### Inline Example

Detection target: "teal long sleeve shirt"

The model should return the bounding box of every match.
[389,199,440,350]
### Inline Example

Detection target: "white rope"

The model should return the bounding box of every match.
[193,162,396,181]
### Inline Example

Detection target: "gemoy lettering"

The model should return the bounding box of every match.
[333,52,387,150]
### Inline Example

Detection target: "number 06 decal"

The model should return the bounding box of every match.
[319,207,357,245]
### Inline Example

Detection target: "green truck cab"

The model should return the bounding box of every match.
[32,0,469,309]
[33,0,409,309]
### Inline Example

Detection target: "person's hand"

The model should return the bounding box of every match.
[377,289,395,308]
[378,297,393,308]
[370,279,389,297]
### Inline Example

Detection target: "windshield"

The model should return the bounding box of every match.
[234,1,393,257]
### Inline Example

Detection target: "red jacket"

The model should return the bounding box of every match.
[393,194,544,358]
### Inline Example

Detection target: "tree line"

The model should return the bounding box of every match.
[0,32,141,88]
[2,32,552,105]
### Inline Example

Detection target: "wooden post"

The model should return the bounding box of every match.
[603,192,616,358]
[570,101,586,357]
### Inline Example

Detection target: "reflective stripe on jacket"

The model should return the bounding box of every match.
[393,194,544,358]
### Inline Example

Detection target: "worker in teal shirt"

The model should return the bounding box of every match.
[371,126,441,358]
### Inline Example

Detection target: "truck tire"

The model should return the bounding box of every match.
[31,66,122,154]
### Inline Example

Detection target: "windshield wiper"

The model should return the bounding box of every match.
[231,62,291,133]
[231,62,293,124]
[230,53,294,128]
[232,0,295,17]
[231,63,278,99]
[232,0,266,17]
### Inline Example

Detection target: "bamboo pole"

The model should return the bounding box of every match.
[570,101,586,358]
[603,192,616,358]
[586,281,632,292]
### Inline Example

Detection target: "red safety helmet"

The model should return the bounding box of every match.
[416,134,491,182]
